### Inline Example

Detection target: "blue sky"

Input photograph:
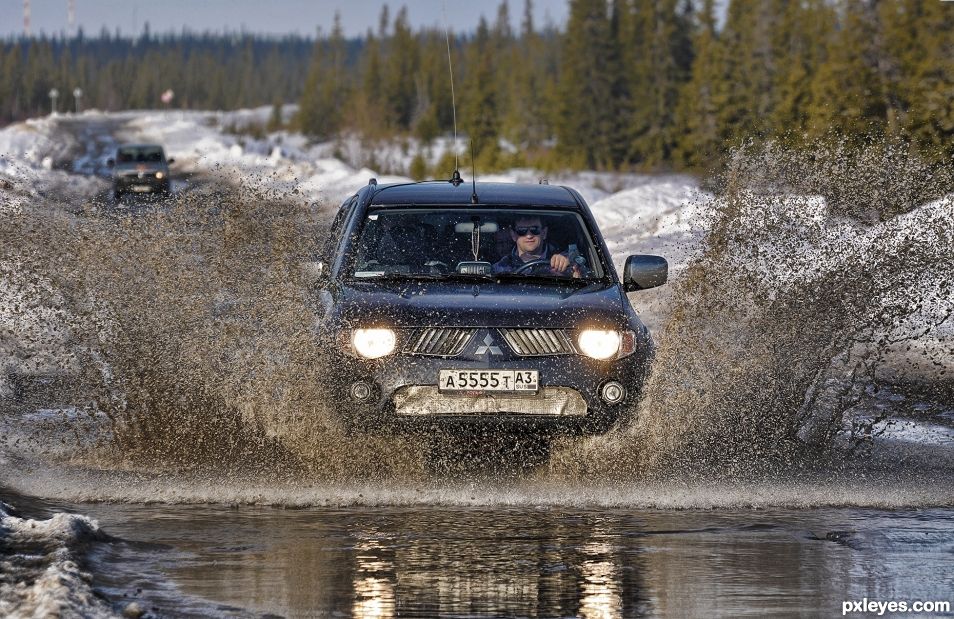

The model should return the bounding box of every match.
[2,0,570,38]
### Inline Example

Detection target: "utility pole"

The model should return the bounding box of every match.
[68,0,76,36]
[49,88,59,115]
[73,87,83,114]
[24,0,31,37]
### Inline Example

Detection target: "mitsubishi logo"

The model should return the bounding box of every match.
[475,334,502,356]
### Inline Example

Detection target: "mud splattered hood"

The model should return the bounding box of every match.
[333,280,631,329]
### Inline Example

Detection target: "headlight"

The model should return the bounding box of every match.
[352,328,396,359]
[155,171,165,179]
[577,329,621,360]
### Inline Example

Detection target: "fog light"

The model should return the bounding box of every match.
[600,381,625,404]
[351,381,373,401]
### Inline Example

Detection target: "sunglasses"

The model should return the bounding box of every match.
[514,226,542,237]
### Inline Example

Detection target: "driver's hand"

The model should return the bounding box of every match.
[549,254,570,273]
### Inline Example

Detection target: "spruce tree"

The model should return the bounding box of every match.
[462,18,501,166]
[351,29,387,134]
[605,0,633,167]
[629,0,692,167]
[807,0,886,140]
[490,1,515,147]
[908,2,954,155]
[298,14,349,139]
[556,0,614,168]
[883,0,954,154]
[499,0,549,150]
[673,0,723,169]
[1,46,24,121]
[411,32,446,144]
[770,0,832,140]
[715,0,783,146]
[382,7,420,130]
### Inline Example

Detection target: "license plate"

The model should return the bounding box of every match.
[438,370,538,393]
[131,185,152,192]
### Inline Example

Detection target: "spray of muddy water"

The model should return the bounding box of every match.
[2,140,953,496]
[551,140,954,480]
[1,181,425,482]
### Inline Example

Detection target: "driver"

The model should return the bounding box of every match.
[493,216,580,277]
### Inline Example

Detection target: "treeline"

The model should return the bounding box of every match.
[2,1,951,173]
[300,0,954,172]
[0,30,314,121]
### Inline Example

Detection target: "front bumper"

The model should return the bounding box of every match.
[326,347,651,436]
[114,175,170,194]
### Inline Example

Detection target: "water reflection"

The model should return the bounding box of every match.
[352,537,396,619]
[332,511,643,618]
[103,507,647,617]
[579,540,623,619]
[77,505,954,618]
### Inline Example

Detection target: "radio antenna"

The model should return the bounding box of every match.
[470,140,479,204]
[441,2,460,176]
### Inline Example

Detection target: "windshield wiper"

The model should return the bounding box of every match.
[494,272,598,285]
[351,272,494,282]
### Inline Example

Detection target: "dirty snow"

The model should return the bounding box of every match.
[0,502,116,618]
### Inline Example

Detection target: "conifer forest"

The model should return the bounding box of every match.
[1,0,951,173]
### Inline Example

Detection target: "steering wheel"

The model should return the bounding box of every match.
[514,258,567,275]
[514,257,592,277]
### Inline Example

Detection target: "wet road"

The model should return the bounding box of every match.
[18,498,949,617]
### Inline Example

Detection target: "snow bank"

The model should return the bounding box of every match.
[121,109,704,225]
[0,113,109,203]
[0,502,117,618]
[587,178,703,273]
[0,116,65,171]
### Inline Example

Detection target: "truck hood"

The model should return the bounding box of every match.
[114,162,167,174]
[333,280,629,329]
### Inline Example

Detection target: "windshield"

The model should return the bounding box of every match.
[348,208,607,281]
[117,146,164,163]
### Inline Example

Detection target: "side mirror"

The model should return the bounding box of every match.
[623,255,668,291]
[106,158,114,167]
[167,157,175,164]
[301,260,327,286]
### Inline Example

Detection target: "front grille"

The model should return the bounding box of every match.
[405,328,476,356]
[500,329,576,356]
[393,386,587,417]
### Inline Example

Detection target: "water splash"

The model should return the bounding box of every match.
[2,138,953,493]
[1,181,425,481]
[550,139,954,480]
